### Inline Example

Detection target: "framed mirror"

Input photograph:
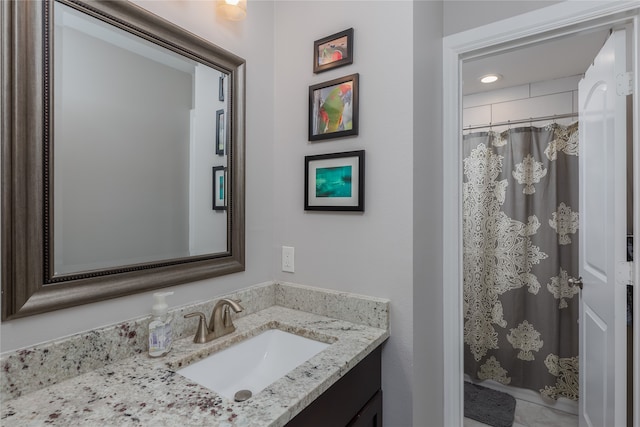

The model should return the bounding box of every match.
[1,0,246,320]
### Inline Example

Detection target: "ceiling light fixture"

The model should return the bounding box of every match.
[217,0,247,21]
[480,74,501,84]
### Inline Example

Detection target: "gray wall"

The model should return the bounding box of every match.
[443,0,562,36]
[1,1,571,426]
[413,1,444,425]
[189,64,228,256]
[272,2,421,424]
[54,24,192,272]
[1,0,276,351]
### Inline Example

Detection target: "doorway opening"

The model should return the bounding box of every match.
[460,29,606,422]
[443,3,640,426]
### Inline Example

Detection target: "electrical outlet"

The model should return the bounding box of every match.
[282,246,295,273]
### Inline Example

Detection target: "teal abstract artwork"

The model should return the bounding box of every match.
[315,166,352,198]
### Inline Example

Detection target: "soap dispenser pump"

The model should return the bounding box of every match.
[148,291,174,357]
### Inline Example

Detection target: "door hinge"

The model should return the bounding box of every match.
[616,72,633,96]
[616,261,633,285]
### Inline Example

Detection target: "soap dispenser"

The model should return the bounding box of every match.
[148,291,174,357]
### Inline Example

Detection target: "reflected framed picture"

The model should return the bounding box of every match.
[213,166,226,211]
[215,109,225,156]
[305,150,364,212]
[309,73,359,141]
[218,75,225,101]
[313,28,353,73]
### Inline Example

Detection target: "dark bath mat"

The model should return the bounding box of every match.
[464,382,516,427]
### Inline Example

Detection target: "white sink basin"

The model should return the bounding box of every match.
[177,329,330,400]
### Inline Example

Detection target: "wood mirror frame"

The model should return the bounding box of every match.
[1,0,246,320]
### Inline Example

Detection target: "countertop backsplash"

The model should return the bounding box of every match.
[0,281,389,402]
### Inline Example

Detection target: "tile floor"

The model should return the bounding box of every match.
[464,398,578,427]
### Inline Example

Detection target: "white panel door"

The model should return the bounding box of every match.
[578,29,628,427]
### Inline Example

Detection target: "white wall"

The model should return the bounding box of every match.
[463,75,580,131]
[1,0,276,352]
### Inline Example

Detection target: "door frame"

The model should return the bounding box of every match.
[442,3,640,426]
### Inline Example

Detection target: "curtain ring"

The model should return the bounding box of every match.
[464,124,473,135]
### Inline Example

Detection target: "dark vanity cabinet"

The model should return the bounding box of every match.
[286,346,382,427]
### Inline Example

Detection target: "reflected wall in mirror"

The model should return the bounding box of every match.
[53,2,229,274]
[1,0,246,320]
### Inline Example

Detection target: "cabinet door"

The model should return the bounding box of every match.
[286,346,382,427]
[347,390,382,427]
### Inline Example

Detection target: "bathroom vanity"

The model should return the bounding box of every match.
[0,283,389,426]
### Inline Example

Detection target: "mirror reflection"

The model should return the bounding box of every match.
[53,2,229,275]
[2,0,245,320]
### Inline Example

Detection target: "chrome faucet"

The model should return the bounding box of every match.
[184,298,244,343]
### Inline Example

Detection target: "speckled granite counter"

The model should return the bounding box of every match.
[1,282,389,426]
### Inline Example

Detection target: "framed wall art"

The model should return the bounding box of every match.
[215,109,225,156]
[309,73,359,141]
[313,28,353,73]
[212,166,227,211]
[305,150,364,212]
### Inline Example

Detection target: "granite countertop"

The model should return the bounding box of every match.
[1,283,389,426]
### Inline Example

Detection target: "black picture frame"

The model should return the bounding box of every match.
[313,28,353,74]
[305,150,364,212]
[212,166,227,211]
[215,109,225,156]
[309,73,359,141]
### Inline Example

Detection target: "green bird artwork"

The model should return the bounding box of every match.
[316,82,353,135]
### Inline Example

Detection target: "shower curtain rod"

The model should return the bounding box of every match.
[464,112,579,131]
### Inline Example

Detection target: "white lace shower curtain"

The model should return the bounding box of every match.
[462,123,580,401]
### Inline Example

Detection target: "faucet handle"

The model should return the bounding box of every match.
[184,312,209,343]
[222,298,243,311]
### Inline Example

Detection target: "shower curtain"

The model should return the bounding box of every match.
[463,123,580,401]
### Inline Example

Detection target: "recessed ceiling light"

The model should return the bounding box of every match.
[480,74,501,84]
